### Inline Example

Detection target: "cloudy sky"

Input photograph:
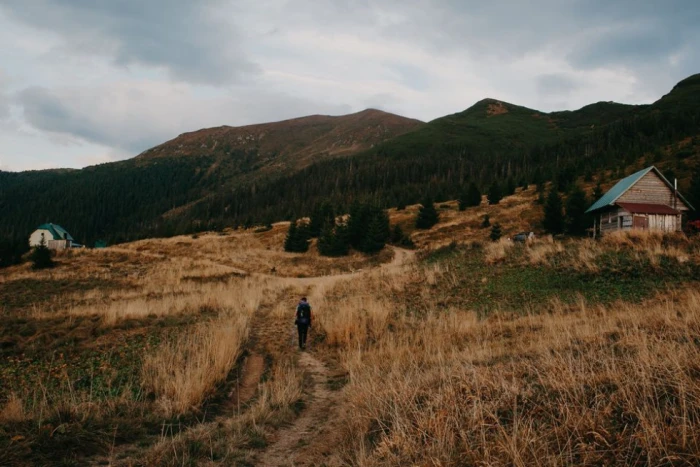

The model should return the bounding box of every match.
[0,0,698,171]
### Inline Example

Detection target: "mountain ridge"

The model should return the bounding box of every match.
[1,73,698,255]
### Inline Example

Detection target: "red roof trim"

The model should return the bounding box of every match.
[616,202,680,215]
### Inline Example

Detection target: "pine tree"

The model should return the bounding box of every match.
[459,182,482,210]
[458,186,469,211]
[309,201,335,238]
[284,220,310,252]
[565,185,590,236]
[390,225,414,248]
[317,222,335,256]
[543,188,565,234]
[295,221,311,252]
[318,221,349,257]
[487,181,502,205]
[284,221,298,252]
[592,182,603,202]
[31,234,54,270]
[489,223,502,242]
[505,178,516,196]
[364,213,388,253]
[415,197,439,229]
[536,182,546,205]
[390,225,404,244]
[333,222,350,255]
[347,202,371,249]
[373,208,391,244]
[481,214,491,228]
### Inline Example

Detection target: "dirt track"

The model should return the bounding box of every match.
[251,247,413,466]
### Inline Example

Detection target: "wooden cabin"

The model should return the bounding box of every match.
[29,223,79,250]
[587,166,694,237]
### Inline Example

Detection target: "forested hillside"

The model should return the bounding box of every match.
[2,74,700,259]
[186,74,700,230]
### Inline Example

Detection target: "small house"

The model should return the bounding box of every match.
[29,223,79,250]
[586,166,694,236]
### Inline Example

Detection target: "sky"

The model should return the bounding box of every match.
[0,0,698,172]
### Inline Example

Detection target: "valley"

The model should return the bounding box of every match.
[2,188,700,465]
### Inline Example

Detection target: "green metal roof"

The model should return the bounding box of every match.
[37,223,74,241]
[586,166,695,213]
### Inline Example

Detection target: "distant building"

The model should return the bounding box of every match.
[586,166,694,236]
[29,223,80,250]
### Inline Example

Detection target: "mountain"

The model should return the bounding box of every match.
[136,108,423,176]
[1,74,699,258]
[0,109,422,249]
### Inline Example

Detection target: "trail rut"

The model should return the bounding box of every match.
[257,351,344,467]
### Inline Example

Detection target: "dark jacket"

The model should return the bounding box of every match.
[295,301,312,326]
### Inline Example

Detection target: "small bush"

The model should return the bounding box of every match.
[30,240,54,270]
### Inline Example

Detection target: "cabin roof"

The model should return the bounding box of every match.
[36,223,73,241]
[586,166,695,213]
[616,202,680,215]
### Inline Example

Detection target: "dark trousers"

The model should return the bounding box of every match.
[297,325,309,348]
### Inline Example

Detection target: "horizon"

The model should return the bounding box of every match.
[1,1,699,171]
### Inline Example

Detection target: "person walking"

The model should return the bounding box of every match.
[295,297,312,350]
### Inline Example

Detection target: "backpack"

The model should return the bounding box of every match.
[297,303,310,325]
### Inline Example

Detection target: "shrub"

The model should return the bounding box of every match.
[30,236,54,269]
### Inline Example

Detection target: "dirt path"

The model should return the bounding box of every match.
[97,247,414,465]
[252,246,414,285]
[226,352,265,412]
[257,351,344,467]
[253,247,414,466]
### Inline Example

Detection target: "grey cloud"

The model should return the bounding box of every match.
[269,0,699,104]
[0,71,8,119]
[0,94,8,120]
[17,84,352,154]
[568,0,700,70]
[0,0,258,85]
[536,74,579,96]
[19,86,147,150]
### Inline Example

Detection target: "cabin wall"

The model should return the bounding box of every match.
[598,210,681,236]
[647,214,680,232]
[599,207,625,234]
[29,229,53,247]
[618,171,689,211]
[47,240,71,250]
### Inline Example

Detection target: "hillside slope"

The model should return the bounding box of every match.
[1,74,699,253]
[0,109,422,248]
[137,108,423,173]
[188,73,699,231]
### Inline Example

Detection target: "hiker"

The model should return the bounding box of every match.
[295,297,312,350]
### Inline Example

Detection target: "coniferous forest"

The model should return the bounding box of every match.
[2,74,700,265]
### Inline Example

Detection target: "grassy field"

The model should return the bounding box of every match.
[1,191,700,466]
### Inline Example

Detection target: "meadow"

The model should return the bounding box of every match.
[1,187,699,466]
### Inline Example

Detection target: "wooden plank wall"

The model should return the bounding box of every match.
[618,171,689,211]
[599,208,681,235]
[47,240,70,250]
[599,207,623,234]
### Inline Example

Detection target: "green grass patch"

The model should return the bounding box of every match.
[423,243,700,315]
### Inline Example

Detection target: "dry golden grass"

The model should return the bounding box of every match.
[141,319,247,416]
[144,357,304,465]
[403,187,542,248]
[3,195,700,465]
[484,236,515,264]
[316,267,700,466]
[0,393,25,424]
